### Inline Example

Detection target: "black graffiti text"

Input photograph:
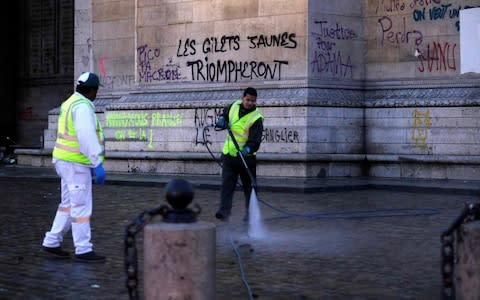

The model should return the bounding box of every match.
[194,107,223,128]
[177,35,241,57]
[100,74,135,89]
[247,32,297,49]
[187,57,288,82]
[313,21,357,40]
[195,126,212,146]
[194,107,223,146]
[176,38,196,57]
[262,128,300,143]
[202,35,240,54]
[311,50,354,78]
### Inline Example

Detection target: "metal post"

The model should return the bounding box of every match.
[143,179,216,300]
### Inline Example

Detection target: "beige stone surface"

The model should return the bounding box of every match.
[137,6,167,27]
[456,221,480,300]
[366,106,480,156]
[144,222,216,300]
[193,0,260,23]
[93,19,135,41]
[20,0,476,181]
[138,0,165,7]
[166,2,193,25]
[94,38,135,58]
[363,0,479,80]
[93,0,134,22]
[259,0,307,16]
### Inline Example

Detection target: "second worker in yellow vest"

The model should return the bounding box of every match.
[215,87,264,222]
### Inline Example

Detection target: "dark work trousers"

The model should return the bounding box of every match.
[219,154,257,214]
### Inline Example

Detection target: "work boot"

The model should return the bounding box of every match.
[74,251,106,263]
[42,246,70,259]
[215,210,230,221]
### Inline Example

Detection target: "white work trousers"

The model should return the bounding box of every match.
[42,160,93,254]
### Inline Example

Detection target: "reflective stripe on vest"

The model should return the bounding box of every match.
[222,100,263,157]
[52,93,105,165]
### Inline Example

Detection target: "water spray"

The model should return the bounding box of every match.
[204,122,441,300]
[225,127,267,239]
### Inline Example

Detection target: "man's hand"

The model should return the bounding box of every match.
[92,164,106,184]
[240,146,250,156]
[215,116,227,129]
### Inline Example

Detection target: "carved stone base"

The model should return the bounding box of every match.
[456,222,480,300]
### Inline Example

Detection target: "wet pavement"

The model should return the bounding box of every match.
[0,165,480,299]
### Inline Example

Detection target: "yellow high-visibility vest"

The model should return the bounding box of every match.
[52,93,105,165]
[222,100,263,156]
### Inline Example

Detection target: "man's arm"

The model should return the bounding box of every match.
[72,104,103,167]
[222,102,234,124]
[244,118,263,154]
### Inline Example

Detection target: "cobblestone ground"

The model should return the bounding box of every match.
[0,179,476,300]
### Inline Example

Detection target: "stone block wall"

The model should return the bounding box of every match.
[364,0,475,81]
[366,104,480,156]
[86,0,308,91]
[39,87,365,178]
[308,0,365,82]
[363,0,480,179]
[17,0,480,180]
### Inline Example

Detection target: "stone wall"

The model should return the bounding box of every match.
[364,0,480,179]
[17,0,480,180]
[308,0,364,82]
[364,0,474,80]
[75,0,332,177]
[84,0,308,91]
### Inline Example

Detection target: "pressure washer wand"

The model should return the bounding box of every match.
[226,127,257,189]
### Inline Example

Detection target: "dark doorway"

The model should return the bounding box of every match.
[8,0,75,149]
[0,2,21,151]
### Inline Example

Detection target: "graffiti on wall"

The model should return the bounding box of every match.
[106,111,183,149]
[19,107,41,121]
[262,127,300,143]
[193,107,223,146]
[371,0,475,75]
[412,108,431,150]
[378,16,423,46]
[100,74,135,90]
[416,41,457,72]
[179,33,295,82]
[411,2,480,31]
[187,58,288,82]
[192,107,302,146]
[96,54,136,89]
[310,20,357,78]
[137,44,186,83]
[374,0,449,14]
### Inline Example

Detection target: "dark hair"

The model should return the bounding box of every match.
[243,87,257,97]
[76,85,98,95]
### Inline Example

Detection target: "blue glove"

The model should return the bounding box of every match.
[215,116,227,129]
[240,146,250,156]
[92,164,106,184]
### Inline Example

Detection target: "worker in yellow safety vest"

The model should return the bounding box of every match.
[42,72,106,262]
[215,87,264,222]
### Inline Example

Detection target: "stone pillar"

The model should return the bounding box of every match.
[144,221,216,300]
[456,221,480,300]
